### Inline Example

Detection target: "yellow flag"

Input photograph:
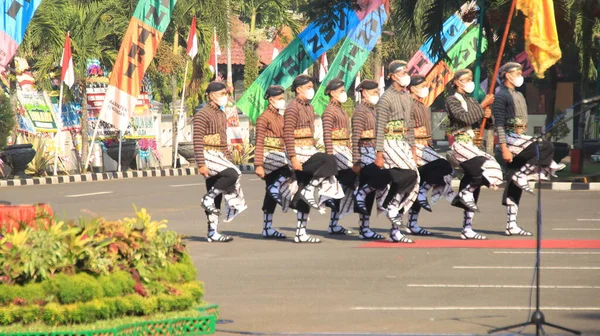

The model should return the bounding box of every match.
[516,0,562,78]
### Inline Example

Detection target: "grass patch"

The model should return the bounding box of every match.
[1,303,212,334]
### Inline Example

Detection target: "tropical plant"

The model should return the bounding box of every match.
[23,135,53,177]
[230,143,255,165]
[0,93,16,150]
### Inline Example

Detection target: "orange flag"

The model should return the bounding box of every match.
[516,0,562,78]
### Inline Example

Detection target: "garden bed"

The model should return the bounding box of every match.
[0,207,216,335]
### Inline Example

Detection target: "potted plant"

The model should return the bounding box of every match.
[177,141,195,165]
[102,133,138,172]
[0,94,36,179]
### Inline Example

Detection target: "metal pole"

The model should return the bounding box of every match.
[173,60,189,167]
[472,0,486,102]
[54,81,64,175]
[117,130,123,172]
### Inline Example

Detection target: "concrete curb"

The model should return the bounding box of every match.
[0,165,254,188]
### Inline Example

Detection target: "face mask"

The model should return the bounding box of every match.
[272,99,286,110]
[416,87,429,98]
[304,88,315,100]
[367,95,379,105]
[462,81,475,94]
[396,74,411,87]
[215,95,229,108]
[336,92,348,104]
[510,74,524,87]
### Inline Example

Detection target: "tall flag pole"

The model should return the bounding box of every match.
[378,64,385,96]
[355,71,361,103]
[236,0,383,122]
[472,0,486,101]
[85,0,177,172]
[319,53,328,82]
[54,31,74,176]
[173,16,198,167]
[208,26,220,78]
[0,0,43,69]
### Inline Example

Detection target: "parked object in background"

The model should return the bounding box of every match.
[177,141,195,165]
[592,150,600,163]
[0,144,36,179]
[104,140,138,172]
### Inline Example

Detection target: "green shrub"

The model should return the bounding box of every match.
[0,284,16,305]
[0,305,16,325]
[140,296,158,315]
[51,273,104,304]
[126,295,145,315]
[13,283,48,305]
[19,306,40,324]
[114,296,133,316]
[41,302,66,326]
[99,271,134,297]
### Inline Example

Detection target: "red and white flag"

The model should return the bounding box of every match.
[186,17,198,59]
[319,53,328,82]
[378,65,385,96]
[208,27,221,74]
[60,32,74,88]
[355,71,361,103]
[272,34,282,61]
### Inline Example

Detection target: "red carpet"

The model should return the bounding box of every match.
[358,239,600,249]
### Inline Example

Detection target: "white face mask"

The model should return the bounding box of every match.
[415,87,429,98]
[304,88,315,100]
[272,99,286,110]
[215,95,229,108]
[396,74,411,87]
[462,81,475,94]
[509,74,524,87]
[336,92,348,104]
[367,95,379,105]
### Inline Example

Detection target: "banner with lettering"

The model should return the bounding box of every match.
[421,26,487,106]
[98,0,175,132]
[407,1,476,76]
[16,88,57,132]
[0,0,43,68]
[237,1,385,122]
[311,3,388,115]
[421,61,454,107]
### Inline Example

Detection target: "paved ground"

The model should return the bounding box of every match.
[3,175,600,335]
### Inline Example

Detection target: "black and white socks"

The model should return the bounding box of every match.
[328,211,352,235]
[460,210,487,240]
[268,176,287,204]
[206,212,233,242]
[505,203,533,236]
[406,208,432,235]
[202,187,222,214]
[262,212,286,238]
[294,212,321,243]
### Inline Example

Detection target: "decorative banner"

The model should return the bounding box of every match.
[237,1,384,122]
[16,89,58,132]
[407,1,476,76]
[312,3,388,114]
[0,0,43,68]
[421,61,453,107]
[17,113,36,134]
[98,0,176,132]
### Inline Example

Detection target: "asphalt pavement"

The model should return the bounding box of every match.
[2,175,600,335]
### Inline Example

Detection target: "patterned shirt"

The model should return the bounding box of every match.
[492,86,527,144]
[351,102,376,163]
[193,102,227,166]
[322,101,350,155]
[411,98,432,136]
[254,105,284,167]
[445,92,485,129]
[283,97,315,158]
[375,86,414,151]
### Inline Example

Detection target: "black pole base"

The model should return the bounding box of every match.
[489,309,581,336]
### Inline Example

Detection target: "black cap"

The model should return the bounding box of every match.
[206,81,227,94]
[291,74,313,92]
[264,85,285,100]
[408,75,426,88]
[356,80,378,92]
[325,78,344,95]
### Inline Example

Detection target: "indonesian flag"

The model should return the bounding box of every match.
[208,27,221,74]
[319,53,328,82]
[186,17,198,59]
[272,34,282,61]
[60,32,74,88]
[355,71,361,103]
[378,65,385,96]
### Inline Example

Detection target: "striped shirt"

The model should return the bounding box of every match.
[411,98,432,135]
[254,105,284,167]
[375,86,414,151]
[445,92,484,129]
[322,101,349,155]
[351,102,376,163]
[193,102,227,166]
[283,97,315,158]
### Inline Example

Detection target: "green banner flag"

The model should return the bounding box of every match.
[312,4,388,115]
[446,26,488,71]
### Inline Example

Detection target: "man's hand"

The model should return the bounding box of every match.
[198,165,210,177]
[255,165,265,179]
[484,107,492,119]
[412,147,419,164]
[291,156,302,171]
[501,145,513,163]
[374,152,384,168]
[481,94,495,108]
[352,163,361,174]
